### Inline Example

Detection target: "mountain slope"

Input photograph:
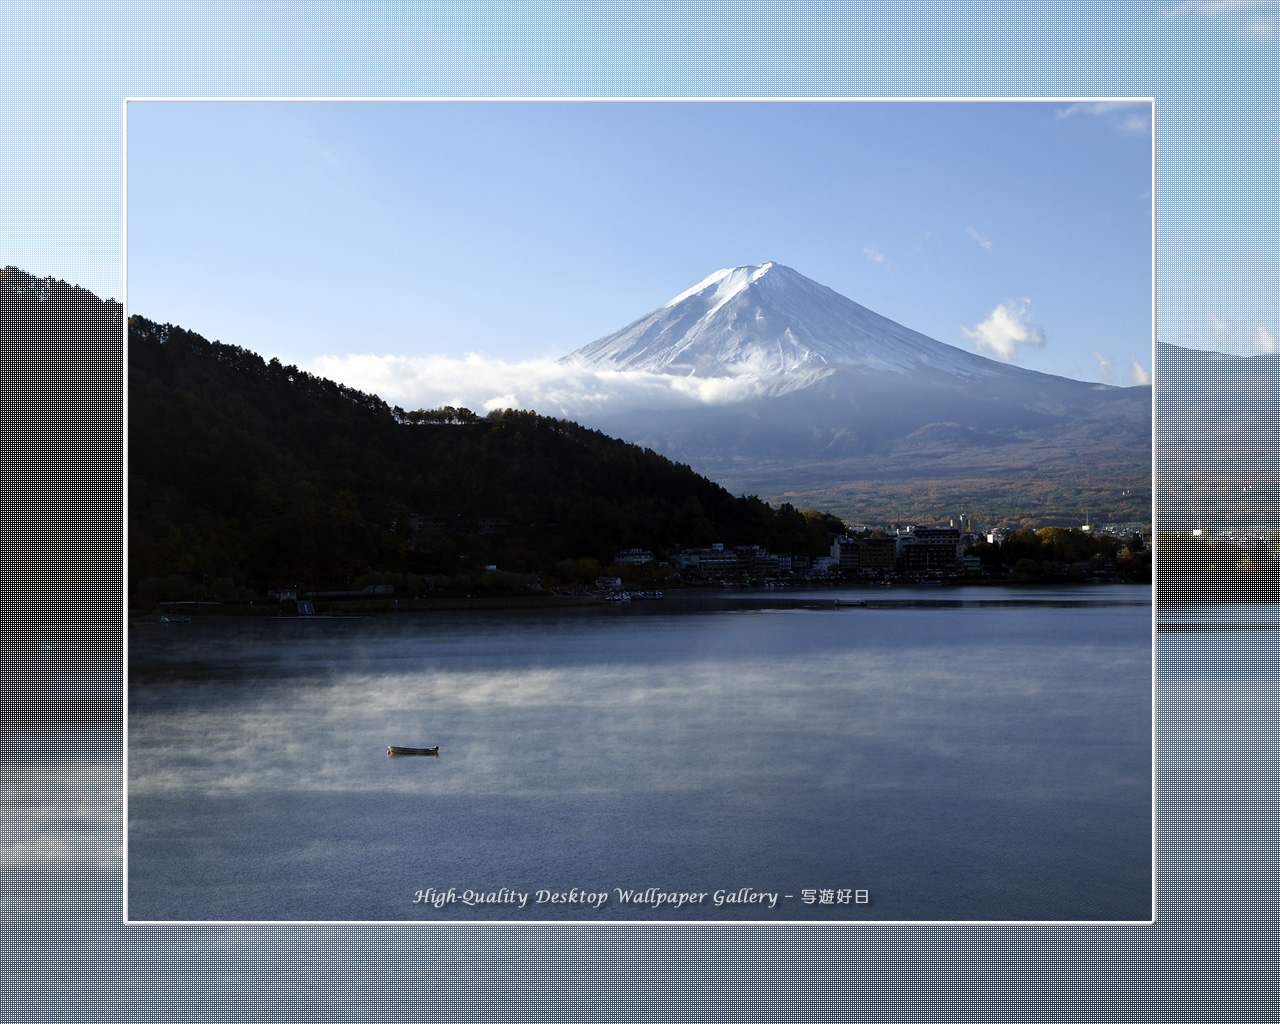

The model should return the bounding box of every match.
[1157,340,1280,532]
[564,261,1009,384]
[1,266,122,633]
[127,314,844,595]
[562,263,1152,526]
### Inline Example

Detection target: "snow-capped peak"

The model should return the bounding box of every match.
[563,262,1006,382]
[662,262,776,311]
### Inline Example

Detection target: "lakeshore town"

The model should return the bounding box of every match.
[583,519,1151,595]
[153,518,1150,617]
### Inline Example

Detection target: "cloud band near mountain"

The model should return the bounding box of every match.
[307,353,766,419]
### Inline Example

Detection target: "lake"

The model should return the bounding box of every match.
[125,584,1153,923]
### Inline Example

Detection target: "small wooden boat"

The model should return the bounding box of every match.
[387,745,439,756]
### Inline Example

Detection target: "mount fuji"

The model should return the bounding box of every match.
[564,261,1008,385]
[560,263,1151,525]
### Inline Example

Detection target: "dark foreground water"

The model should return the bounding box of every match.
[125,585,1152,923]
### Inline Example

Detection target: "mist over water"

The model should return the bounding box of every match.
[126,586,1152,923]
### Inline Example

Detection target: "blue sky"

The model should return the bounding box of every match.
[1,1,1275,403]
[3,4,1274,407]
[126,98,1153,392]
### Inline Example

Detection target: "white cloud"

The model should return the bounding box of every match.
[965,227,993,250]
[1243,14,1277,39]
[1057,100,1152,135]
[960,301,1046,362]
[1255,324,1278,353]
[300,135,343,170]
[863,246,886,264]
[1164,0,1270,18]
[1121,112,1152,134]
[1091,350,1116,382]
[1210,313,1231,349]
[1161,1,1276,38]
[305,352,765,421]
[1129,357,1151,386]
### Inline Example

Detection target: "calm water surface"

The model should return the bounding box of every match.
[126,585,1152,923]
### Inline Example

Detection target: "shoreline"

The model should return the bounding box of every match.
[128,576,1151,622]
[129,592,605,621]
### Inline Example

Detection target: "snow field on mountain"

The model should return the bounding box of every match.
[564,262,1007,380]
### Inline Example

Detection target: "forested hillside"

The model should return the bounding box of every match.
[1,266,122,629]
[128,315,844,598]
